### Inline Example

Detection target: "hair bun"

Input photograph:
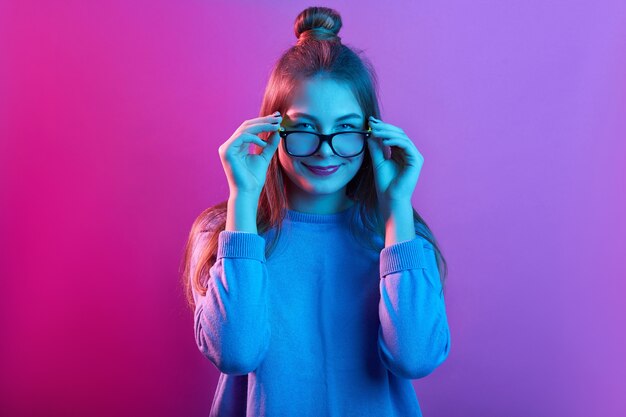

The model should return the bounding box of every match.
[294,6,342,45]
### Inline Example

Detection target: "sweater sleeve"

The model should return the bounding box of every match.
[191,230,271,375]
[377,236,451,379]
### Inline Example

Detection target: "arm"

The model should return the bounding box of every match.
[377,201,451,379]
[190,196,270,375]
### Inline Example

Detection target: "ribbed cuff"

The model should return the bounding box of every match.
[217,231,266,262]
[380,236,426,277]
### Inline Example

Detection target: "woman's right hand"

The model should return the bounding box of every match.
[218,112,283,198]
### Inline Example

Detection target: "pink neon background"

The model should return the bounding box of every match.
[2,1,625,416]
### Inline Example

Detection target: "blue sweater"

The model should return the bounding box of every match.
[191,204,451,416]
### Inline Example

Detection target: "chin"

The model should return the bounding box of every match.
[293,175,343,195]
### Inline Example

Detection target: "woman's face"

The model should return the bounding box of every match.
[278,76,366,201]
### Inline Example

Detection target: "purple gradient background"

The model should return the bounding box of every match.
[2,1,625,416]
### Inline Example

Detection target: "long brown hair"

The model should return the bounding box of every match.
[180,6,448,314]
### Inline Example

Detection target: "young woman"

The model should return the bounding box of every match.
[181,6,450,416]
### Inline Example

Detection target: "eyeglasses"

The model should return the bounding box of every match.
[278,126,373,157]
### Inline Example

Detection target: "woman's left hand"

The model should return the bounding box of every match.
[366,115,424,205]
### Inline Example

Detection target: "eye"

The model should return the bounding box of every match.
[293,122,357,130]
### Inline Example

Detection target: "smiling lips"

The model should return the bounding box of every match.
[303,163,340,176]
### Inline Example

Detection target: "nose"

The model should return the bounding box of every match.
[314,137,335,157]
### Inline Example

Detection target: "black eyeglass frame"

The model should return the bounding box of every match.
[277,126,373,158]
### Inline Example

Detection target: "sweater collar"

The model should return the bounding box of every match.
[284,203,356,224]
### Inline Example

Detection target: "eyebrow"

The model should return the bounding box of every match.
[287,112,363,122]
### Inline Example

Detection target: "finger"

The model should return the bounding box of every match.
[246,121,282,160]
[368,118,405,134]
[371,130,419,159]
[370,127,419,155]
[369,126,407,140]
[221,134,266,162]
[239,112,282,132]
[240,121,282,137]
[378,137,422,164]
[242,112,283,126]
[236,132,270,149]
[366,136,386,166]
[260,129,281,161]
[370,129,400,159]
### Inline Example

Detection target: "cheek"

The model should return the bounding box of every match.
[278,150,303,181]
[277,149,291,170]
[347,156,364,173]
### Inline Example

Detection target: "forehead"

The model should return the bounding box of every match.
[286,77,362,120]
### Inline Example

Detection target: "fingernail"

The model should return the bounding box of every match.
[273,111,281,116]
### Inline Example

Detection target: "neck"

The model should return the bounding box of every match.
[285,181,354,215]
